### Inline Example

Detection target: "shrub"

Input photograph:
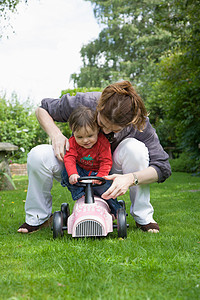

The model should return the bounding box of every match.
[0,93,48,163]
[169,152,200,173]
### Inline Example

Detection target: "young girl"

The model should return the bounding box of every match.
[61,106,121,217]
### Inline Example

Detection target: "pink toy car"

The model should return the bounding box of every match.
[52,176,128,239]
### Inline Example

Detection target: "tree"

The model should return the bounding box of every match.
[142,0,200,166]
[73,0,175,87]
[0,0,27,38]
[73,0,200,169]
[157,53,200,156]
[0,0,21,14]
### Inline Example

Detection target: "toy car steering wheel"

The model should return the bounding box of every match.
[76,176,106,204]
[76,176,106,187]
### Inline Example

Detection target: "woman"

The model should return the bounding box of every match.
[18,81,171,234]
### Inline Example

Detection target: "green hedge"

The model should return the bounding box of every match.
[169,152,200,173]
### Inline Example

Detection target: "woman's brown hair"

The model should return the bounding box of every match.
[96,81,147,131]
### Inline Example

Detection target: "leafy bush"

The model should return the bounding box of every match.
[169,152,200,173]
[0,93,48,163]
[158,53,200,157]
[60,87,102,96]
[142,51,200,164]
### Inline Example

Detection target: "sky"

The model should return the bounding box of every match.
[0,0,101,105]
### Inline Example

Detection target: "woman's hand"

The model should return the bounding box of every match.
[51,133,69,162]
[102,168,159,199]
[35,107,69,162]
[69,174,80,185]
[101,173,133,199]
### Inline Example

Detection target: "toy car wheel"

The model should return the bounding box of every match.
[61,203,70,226]
[117,208,127,238]
[118,199,126,210]
[53,211,63,239]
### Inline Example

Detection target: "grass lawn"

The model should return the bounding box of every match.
[0,172,199,300]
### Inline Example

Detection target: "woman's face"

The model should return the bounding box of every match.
[97,113,123,134]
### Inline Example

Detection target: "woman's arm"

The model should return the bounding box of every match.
[102,166,158,199]
[35,107,69,161]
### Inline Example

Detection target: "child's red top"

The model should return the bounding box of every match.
[64,132,112,178]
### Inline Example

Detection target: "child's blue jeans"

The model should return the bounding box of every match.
[61,164,121,216]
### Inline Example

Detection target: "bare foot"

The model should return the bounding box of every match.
[17,227,29,233]
[147,228,159,233]
[18,216,53,234]
[136,222,160,233]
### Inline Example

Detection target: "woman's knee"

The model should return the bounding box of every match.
[113,138,149,171]
[27,145,54,171]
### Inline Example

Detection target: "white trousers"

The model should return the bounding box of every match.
[25,139,156,226]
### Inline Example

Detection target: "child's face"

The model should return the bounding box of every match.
[74,126,99,149]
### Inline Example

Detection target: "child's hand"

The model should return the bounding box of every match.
[69,174,80,184]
